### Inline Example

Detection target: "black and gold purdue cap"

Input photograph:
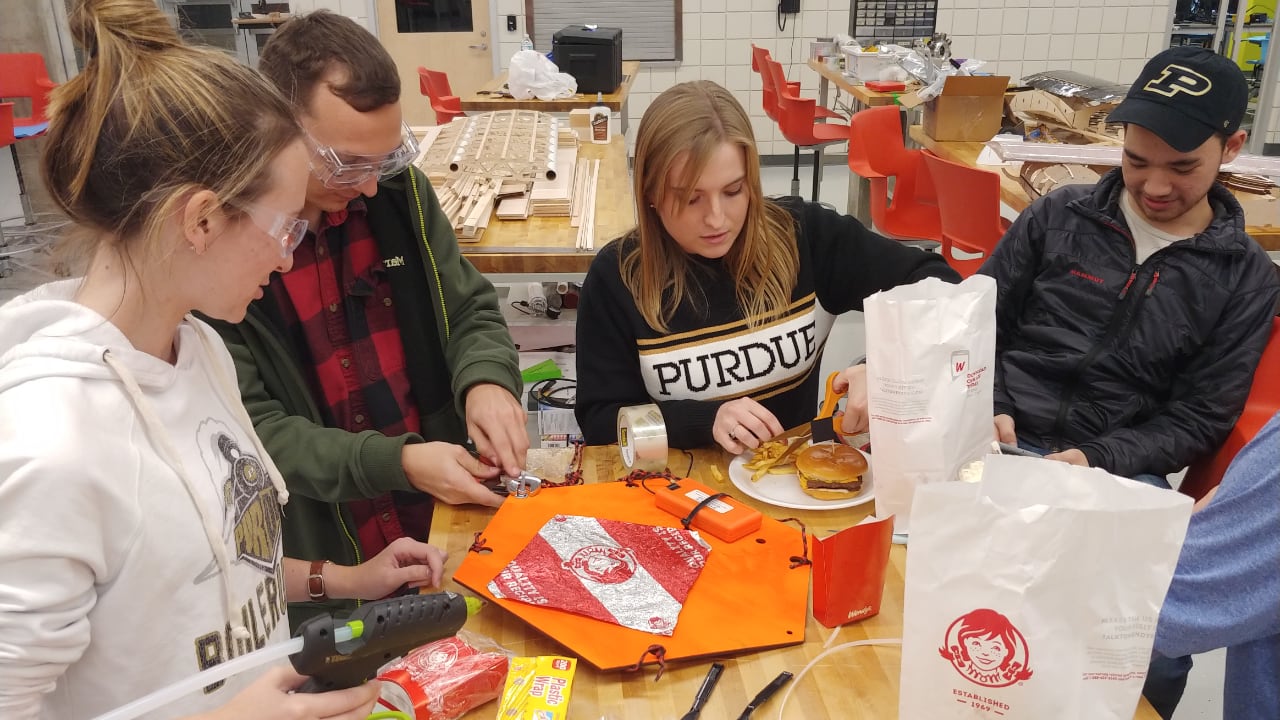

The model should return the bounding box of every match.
[1107,46,1249,152]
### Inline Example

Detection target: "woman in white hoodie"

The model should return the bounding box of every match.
[0,1,455,718]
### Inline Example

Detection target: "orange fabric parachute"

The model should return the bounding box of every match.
[453,479,811,670]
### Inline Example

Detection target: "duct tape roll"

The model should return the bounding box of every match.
[617,404,668,471]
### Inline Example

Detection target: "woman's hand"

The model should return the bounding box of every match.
[831,364,869,435]
[327,537,448,600]
[195,667,379,720]
[714,398,784,455]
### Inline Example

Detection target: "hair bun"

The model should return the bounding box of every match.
[70,0,182,58]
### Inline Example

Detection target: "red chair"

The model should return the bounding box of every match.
[766,59,847,201]
[846,105,941,244]
[0,53,57,225]
[921,150,1012,277]
[0,102,16,277]
[1178,318,1280,502]
[416,66,463,124]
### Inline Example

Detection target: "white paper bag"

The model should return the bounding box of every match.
[900,455,1192,720]
[865,275,996,534]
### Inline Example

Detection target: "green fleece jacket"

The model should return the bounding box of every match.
[207,167,520,624]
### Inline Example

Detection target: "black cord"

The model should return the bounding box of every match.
[681,449,694,478]
[510,300,536,316]
[777,3,787,31]
[528,378,577,409]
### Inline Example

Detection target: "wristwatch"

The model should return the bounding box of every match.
[307,560,331,601]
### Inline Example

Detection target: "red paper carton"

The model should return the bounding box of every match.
[812,515,895,627]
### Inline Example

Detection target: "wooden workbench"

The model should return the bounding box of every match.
[807,58,909,110]
[429,445,1164,719]
[460,61,639,114]
[909,126,1280,250]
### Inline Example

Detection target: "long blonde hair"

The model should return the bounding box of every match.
[42,0,300,270]
[621,80,799,332]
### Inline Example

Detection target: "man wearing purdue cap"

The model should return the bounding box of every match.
[980,46,1279,714]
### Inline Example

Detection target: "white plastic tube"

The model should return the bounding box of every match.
[775,638,904,719]
[92,625,356,720]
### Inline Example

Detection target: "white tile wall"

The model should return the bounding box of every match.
[483,0,1178,156]
[949,0,1174,88]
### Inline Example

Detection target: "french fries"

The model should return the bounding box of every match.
[742,440,798,481]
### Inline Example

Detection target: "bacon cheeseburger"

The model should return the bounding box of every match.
[794,443,867,500]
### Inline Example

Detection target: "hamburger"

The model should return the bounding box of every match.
[794,443,867,500]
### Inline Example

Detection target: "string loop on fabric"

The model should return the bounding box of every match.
[624,644,668,682]
[777,517,812,569]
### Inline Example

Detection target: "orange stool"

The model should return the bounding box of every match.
[846,105,941,243]
[766,59,847,201]
[0,53,57,225]
[416,67,463,124]
[921,150,1011,277]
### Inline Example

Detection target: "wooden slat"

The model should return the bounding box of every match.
[460,137,635,274]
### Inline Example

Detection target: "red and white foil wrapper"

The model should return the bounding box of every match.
[376,633,510,720]
[486,515,711,636]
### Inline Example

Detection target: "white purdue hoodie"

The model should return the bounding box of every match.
[0,280,291,719]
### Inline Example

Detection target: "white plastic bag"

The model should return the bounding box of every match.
[899,455,1192,719]
[507,49,577,101]
[864,274,996,535]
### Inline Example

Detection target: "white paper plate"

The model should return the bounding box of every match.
[728,444,875,511]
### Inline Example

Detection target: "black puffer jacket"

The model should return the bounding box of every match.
[979,169,1279,477]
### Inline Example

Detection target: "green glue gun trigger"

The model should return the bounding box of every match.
[291,591,483,693]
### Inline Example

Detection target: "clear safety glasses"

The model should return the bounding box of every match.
[304,122,421,189]
[236,202,309,258]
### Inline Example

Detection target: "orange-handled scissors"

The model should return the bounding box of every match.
[811,371,859,444]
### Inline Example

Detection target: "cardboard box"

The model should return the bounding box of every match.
[900,75,1010,142]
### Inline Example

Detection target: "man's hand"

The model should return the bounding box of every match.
[831,364,869,435]
[465,383,529,477]
[715,398,784,455]
[326,537,448,600]
[1045,448,1089,467]
[402,442,502,508]
[993,414,1017,444]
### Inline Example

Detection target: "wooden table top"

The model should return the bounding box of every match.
[429,445,1161,719]
[453,135,633,274]
[459,61,640,113]
[909,125,1280,250]
[806,59,909,107]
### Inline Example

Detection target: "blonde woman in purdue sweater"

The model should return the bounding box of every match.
[575,81,959,453]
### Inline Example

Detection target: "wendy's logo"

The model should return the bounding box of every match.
[939,608,1034,688]
[564,545,637,584]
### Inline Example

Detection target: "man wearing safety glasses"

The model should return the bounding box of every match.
[207,11,525,627]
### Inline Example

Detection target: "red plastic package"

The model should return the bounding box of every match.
[375,631,511,720]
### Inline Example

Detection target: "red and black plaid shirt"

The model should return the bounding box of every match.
[273,200,433,561]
